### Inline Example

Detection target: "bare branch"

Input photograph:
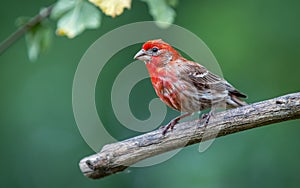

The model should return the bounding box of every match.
[0,5,54,54]
[79,92,300,179]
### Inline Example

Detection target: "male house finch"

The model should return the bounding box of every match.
[134,39,247,135]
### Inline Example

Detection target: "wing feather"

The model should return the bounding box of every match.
[177,60,247,99]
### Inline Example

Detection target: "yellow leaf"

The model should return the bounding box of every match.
[89,0,131,18]
[56,28,73,38]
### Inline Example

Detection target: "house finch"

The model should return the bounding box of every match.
[134,39,247,135]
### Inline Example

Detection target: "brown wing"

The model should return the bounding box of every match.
[178,60,247,104]
[180,61,227,94]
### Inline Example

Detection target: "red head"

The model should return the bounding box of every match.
[134,39,180,62]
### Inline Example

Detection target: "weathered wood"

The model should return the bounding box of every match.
[79,92,300,179]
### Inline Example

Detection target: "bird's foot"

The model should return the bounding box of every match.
[161,113,192,136]
[200,110,214,128]
[161,119,178,136]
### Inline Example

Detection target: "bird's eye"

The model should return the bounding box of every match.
[152,47,158,53]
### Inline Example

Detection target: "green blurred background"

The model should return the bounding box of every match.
[1,0,300,187]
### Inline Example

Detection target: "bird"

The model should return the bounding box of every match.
[134,39,247,135]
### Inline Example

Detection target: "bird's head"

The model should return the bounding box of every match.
[134,39,180,63]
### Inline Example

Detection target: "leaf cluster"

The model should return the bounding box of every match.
[10,0,179,61]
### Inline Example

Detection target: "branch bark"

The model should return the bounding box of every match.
[79,92,300,179]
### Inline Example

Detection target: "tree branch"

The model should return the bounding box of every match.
[79,92,300,179]
[0,5,54,54]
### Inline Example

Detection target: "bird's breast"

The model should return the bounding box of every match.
[145,63,209,112]
[150,75,182,111]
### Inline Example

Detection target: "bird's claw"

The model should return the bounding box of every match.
[161,113,193,136]
[162,121,177,136]
[200,111,214,127]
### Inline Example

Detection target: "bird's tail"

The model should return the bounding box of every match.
[228,94,247,107]
[225,83,247,108]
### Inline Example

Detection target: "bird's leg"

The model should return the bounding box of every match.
[162,113,192,135]
[200,110,214,127]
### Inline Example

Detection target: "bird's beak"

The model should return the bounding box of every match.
[134,49,150,61]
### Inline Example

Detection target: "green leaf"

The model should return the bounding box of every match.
[166,0,179,7]
[51,0,76,20]
[54,0,101,38]
[25,22,52,61]
[142,0,176,28]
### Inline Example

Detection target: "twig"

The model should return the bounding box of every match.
[0,5,54,54]
[79,92,300,179]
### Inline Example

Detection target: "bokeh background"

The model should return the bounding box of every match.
[1,0,300,187]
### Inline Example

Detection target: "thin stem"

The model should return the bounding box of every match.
[0,4,54,54]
